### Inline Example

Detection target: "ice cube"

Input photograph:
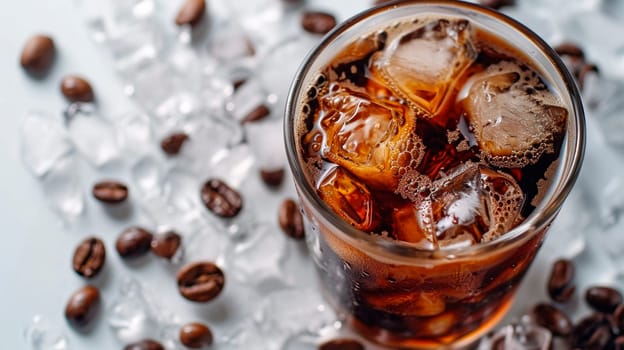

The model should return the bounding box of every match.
[131,156,163,198]
[461,61,567,168]
[162,167,202,214]
[225,78,269,123]
[24,315,68,350]
[208,20,256,62]
[364,289,446,317]
[484,317,552,350]
[208,144,256,189]
[19,111,74,178]
[245,118,287,171]
[317,166,379,232]
[114,111,152,158]
[41,156,84,223]
[390,202,436,247]
[318,87,422,190]
[415,163,524,247]
[65,104,120,167]
[378,18,477,115]
[225,222,289,288]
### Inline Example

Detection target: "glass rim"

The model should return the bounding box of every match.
[284,0,586,260]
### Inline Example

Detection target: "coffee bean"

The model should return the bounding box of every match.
[232,78,247,91]
[278,199,305,240]
[260,168,285,188]
[614,304,624,333]
[92,180,128,204]
[582,325,612,350]
[20,34,55,76]
[554,43,585,60]
[301,11,337,35]
[242,104,270,124]
[319,338,365,350]
[572,313,610,348]
[532,303,573,336]
[161,132,189,155]
[72,237,106,278]
[124,339,165,350]
[116,227,154,259]
[586,286,623,313]
[577,63,599,89]
[200,179,243,218]
[150,231,182,260]
[175,0,206,27]
[614,336,624,350]
[64,285,100,328]
[479,0,515,10]
[179,322,213,348]
[60,75,94,102]
[177,261,225,302]
[547,259,575,303]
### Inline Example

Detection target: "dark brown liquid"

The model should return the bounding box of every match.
[296,16,567,347]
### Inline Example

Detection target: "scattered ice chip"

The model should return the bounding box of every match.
[281,333,317,350]
[131,156,163,198]
[41,156,84,222]
[209,20,255,62]
[162,167,202,214]
[19,110,74,178]
[317,166,379,232]
[225,78,269,123]
[378,18,477,115]
[208,144,256,189]
[24,315,68,350]
[65,104,120,167]
[115,111,152,157]
[245,118,286,170]
[543,188,588,259]
[415,163,524,247]
[461,61,567,168]
[225,222,289,288]
[502,8,561,44]
[480,317,552,350]
[184,224,227,265]
[317,87,421,190]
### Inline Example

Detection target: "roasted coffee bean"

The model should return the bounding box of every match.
[150,231,182,260]
[179,322,213,348]
[72,237,106,278]
[319,338,365,350]
[554,43,585,60]
[479,0,515,10]
[532,303,573,336]
[241,104,270,124]
[175,0,206,27]
[547,259,575,303]
[260,168,284,188]
[60,75,94,102]
[232,78,247,91]
[200,179,243,218]
[586,286,623,313]
[160,132,189,155]
[92,180,128,204]
[614,336,624,350]
[582,325,612,350]
[614,304,624,333]
[278,199,305,240]
[116,227,154,259]
[572,313,610,348]
[20,35,55,76]
[301,11,337,35]
[124,339,165,350]
[64,285,100,328]
[577,63,599,89]
[177,261,225,302]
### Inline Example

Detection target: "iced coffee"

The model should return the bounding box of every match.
[285,1,584,348]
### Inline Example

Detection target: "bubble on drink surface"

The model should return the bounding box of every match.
[377,18,477,115]
[317,166,379,232]
[316,86,423,191]
[24,315,68,350]
[461,61,567,168]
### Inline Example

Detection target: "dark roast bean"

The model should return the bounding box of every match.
[160,132,189,155]
[278,199,305,240]
[572,313,610,348]
[260,168,284,188]
[200,179,243,218]
[72,237,106,278]
[232,78,247,91]
[116,227,154,259]
[242,104,270,124]
[319,338,365,350]
[532,303,573,336]
[301,11,337,35]
[614,336,624,350]
[614,304,624,333]
[92,180,128,204]
[582,326,612,350]
[20,34,55,76]
[64,285,100,328]
[179,322,213,348]
[586,286,623,313]
[175,0,206,27]
[577,63,599,89]
[177,261,225,302]
[60,75,94,102]
[547,259,575,303]
[150,231,182,260]
[479,0,515,10]
[554,43,585,60]
[124,339,165,350]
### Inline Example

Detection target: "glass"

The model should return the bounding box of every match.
[284,1,585,348]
